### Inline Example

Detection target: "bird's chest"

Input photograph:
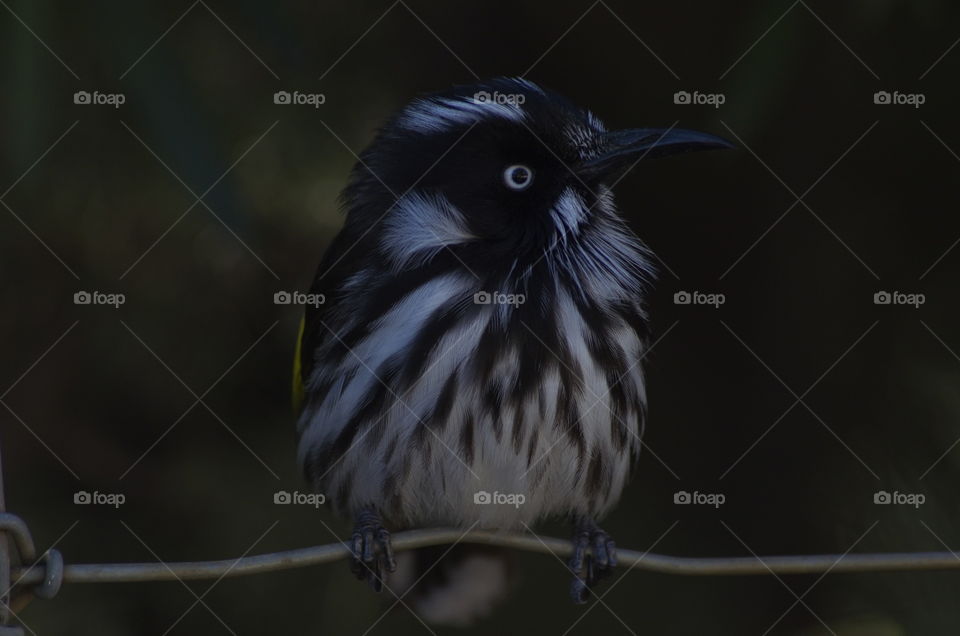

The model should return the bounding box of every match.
[394,310,644,528]
[299,274,646,527]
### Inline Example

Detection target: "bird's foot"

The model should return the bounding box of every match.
[350,508,397,592]
[568,517,617,604]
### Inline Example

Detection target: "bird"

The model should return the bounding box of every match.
[292,77,730,625]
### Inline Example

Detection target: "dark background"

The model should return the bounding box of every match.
[2,1,960,634]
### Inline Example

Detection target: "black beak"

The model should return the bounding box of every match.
[578,127,733,180]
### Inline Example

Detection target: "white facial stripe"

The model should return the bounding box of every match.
[574,218,655,302]
[381,192,476,271]
[397,96,526,134]
[550,187,588,238]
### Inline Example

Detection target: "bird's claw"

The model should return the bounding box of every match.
[568,519,617,604]
[350,509,396,592]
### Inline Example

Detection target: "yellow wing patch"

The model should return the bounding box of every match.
[292,316,306,414]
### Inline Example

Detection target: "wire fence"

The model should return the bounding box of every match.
[4,444,960,634]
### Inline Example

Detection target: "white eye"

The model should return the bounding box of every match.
[503,164,534,191]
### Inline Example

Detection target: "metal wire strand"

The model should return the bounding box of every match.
[11,527,960,587]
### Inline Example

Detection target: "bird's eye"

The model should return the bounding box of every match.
[503,164,534,191]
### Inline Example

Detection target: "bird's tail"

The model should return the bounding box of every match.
[390,545,515,627]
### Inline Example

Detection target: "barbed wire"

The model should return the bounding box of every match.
[8,525,960,589]
[5,440,960,634]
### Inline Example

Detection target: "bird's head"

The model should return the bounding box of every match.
[340,77,731,270]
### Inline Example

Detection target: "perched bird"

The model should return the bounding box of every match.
[293,77,729,625]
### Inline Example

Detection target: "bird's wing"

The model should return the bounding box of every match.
[293,222,376,415]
